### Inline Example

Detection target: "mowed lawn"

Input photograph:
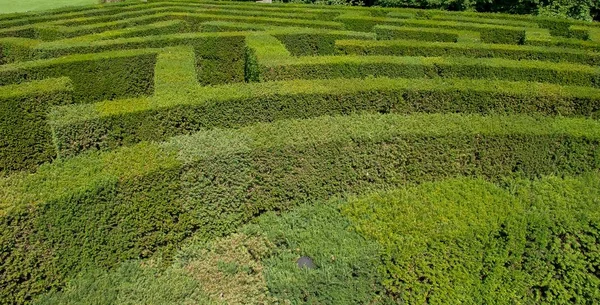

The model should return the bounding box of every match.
[0,0,97,14]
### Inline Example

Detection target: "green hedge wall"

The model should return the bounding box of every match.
[49,77,600,157]
[526,35,600,53]
[32,32,247,60]
[253,56,600,88]
[0,38,38,65]
[343,174,600,303]
[2,113,600,304]
[274,32,375,56]
[343,18,527,44]
[81,20,192,40]
[194,36,246,85]
[0,50,157,103]
[374,25,459,42]
[335,39,600,66]
[0,78,73,174]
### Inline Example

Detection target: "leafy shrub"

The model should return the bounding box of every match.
[254,56,600,89]
[375,25,460,41]
[3,113,600,302]
[0,78,72,173]
[0,50,157,103]
[343,174,600,303]
[35,261,208,305]
[245,202,387,304]
[336,39,600,66]
[50,76,600,158]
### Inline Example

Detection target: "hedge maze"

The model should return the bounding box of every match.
[1,0,600,303]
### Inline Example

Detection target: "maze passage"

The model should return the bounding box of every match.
[1,1,600,304]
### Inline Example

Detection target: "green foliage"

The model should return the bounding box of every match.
[375,25,460,41]
[342,174,600,304]
[1,1,600,303]
[255,55,600,89]
[337,38,600,66]
[275,32,375,56]
[49,76,600,158]
[50,76,600,158]
[0,49,157,103]
[359,18,527,44]
[29,174,600,305]
[194,35,246,85]
[344,178,525,303]
[0,78,73,173]
[3,112,600,302]
[245,202,387,304]
[34,261,210,305]
[374,0,599,22]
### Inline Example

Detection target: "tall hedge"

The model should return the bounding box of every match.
[0,51,157,103]
[49,77,600,158]
[252,55,600,88]
[2,113,600,303]
[336,38,600,66]
[343,174,600,303]
[0,78,73,174]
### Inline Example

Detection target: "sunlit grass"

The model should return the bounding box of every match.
[0,0,97,14]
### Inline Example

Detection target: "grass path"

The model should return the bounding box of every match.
[0,0,97,14]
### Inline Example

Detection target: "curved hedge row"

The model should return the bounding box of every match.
[50,76,600,158]
[1,1,599,303]
[2,112,600,303]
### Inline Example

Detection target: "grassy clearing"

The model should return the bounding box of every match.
[0,0,97,14]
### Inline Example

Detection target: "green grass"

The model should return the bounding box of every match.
[0,0,97,14]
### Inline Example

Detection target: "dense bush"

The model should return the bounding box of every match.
[0,78,72,173]
[254,56,600,88]
[375,25,461,41]
[246,202,386,304]
[343,174,600,303]
[50,76,600,158]
[1,1,600,303]
[0,50,156,103]
[336,39,600,65]
[375,0,599,21]
[2,112,600,303]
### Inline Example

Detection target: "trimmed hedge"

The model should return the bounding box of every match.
[429,14,539,28]
[535,18,596,39]
[194,35,246,85]
[525,33,600,53]
[335,15,410,32]
[0,77,73,174]
[50,76,600,157]
[86,20,191,40]
[2,113,600,303]
[0,49,157,103]
[343,174,600,303]
[374,25,460,42]
[0,38,39,65]
[335,39,600,66]
[252,55,600,88]
[274,31,375,56]
[339,18,528,44]
[30,9,343,41]
[26,29,323,59]
[200,21,273,32]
